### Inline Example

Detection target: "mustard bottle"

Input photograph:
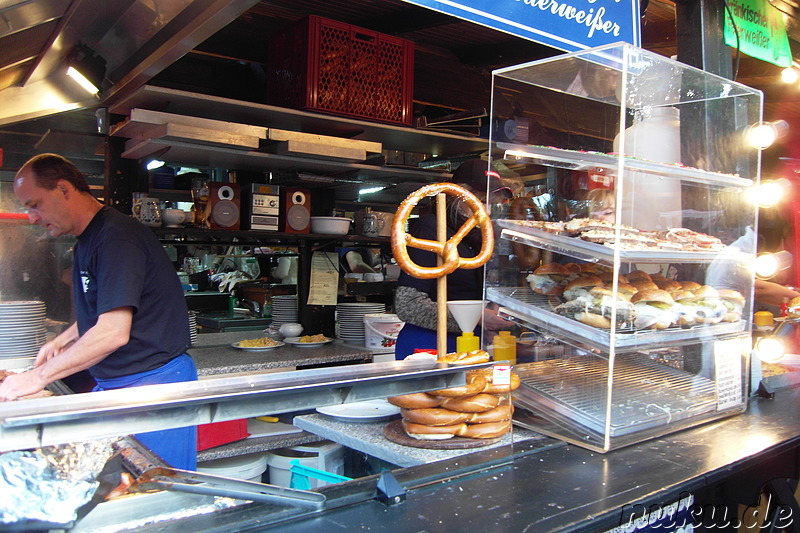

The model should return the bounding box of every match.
[493,331,517,364]
[456,331,480,353]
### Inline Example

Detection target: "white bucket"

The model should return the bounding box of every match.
[265,441,345,489]
[198,452,267,483]
[363,313,404,352]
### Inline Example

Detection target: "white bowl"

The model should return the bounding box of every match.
[279,323,304,337]
[310,216,352,235]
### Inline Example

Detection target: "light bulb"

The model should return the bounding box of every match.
[745,120,790,150]
[782,68,799,84]
[754,250,793,279]
[755,337,785,363]
[753,178,791,207]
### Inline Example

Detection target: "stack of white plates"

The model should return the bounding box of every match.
[188,311,198,347]
[336,302,385,345]
[0,300,47,358]
[271,295,298,328]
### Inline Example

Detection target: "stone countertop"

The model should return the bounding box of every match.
[189,332,373,377]
[293,413,556,468]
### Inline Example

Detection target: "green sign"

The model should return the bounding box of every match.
[724,0,792,67]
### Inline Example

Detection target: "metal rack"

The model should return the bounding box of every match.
[513,353,718,438]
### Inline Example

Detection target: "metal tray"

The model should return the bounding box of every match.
[488,286,744,352]
[497,220,752,265]
[513,353,718,438]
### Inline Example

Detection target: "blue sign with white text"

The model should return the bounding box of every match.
[402,0,640,52]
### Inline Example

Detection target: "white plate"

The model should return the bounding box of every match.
[316,400,400,422]
[231,340,285,351]
[284,336,334,348]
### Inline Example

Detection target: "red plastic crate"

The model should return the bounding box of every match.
[197,419,249,451]
[268,15,414,126]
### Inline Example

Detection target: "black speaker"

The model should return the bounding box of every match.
[282,187,310,233]
[207,182,241,230]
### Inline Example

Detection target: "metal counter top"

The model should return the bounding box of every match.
[116,379,800,533]
[190,332,373,377]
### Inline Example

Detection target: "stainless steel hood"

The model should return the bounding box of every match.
[0,0,260,127]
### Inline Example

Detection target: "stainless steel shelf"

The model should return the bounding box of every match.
[488,286,744,352]
[0,360,488,452]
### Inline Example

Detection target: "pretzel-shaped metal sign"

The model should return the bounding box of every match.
[391,183,494,279]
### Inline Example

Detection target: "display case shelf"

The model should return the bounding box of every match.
[513,353,718,439]
[498,143,754,188]
[498,220,754,265]
[489,286,744,352]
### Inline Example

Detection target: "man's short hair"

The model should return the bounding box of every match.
[19,153,91,193]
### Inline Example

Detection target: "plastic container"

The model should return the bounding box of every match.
[310,216,352,235]
[197,419,249,451]
[266,441,345,489]
[613,107,682,230]
[363,313,404,352]
[456,331,480,352]
[267,15,414,125]
[493,331,517,364]
[198,452,267,483]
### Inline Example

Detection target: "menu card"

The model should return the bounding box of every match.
[307,252,339,306]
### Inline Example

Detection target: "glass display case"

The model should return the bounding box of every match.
[488,43,762,452]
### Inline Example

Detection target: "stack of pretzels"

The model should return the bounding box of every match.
[387,350,520,440]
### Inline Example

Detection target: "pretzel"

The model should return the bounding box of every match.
[391,183,494,279]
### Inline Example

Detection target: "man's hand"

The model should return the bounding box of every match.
[0,368,47,402]
[35,322,79,367]
[482,307,515,332]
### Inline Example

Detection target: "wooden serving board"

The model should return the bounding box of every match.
[383,420,500,450]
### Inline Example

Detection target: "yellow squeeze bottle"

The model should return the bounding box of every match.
[456,331,480,352]
[493,331,517,364]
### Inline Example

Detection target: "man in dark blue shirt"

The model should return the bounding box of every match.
[0,153,197,470]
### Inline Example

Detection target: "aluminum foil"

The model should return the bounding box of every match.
[0,438,119,526]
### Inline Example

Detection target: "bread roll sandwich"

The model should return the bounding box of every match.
[562,275,603,301]
[626,270,653,283]
[655,279,683,294]
[526,263,569,296]
[679,280,702,292]
[672,290,698,326]
[555,286,635,329]
[717,289,745,322]
[631,289,676,330]
[788,296,800,319]
[689,285,727,324]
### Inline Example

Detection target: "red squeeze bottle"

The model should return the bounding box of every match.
[781,297,789,317]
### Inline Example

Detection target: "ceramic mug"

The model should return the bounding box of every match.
[135,197,161,227]
[161,208,187,227]
[131,192,147,220]
[362,213,385,237]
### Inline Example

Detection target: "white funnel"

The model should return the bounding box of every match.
[447,300,485,333]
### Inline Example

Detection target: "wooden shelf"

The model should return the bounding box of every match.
[107,85,489,155]
[153,226,390,246]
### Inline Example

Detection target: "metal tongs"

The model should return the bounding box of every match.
[128,467,326,509]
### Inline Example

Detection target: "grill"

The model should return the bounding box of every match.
[513,353,717,437]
